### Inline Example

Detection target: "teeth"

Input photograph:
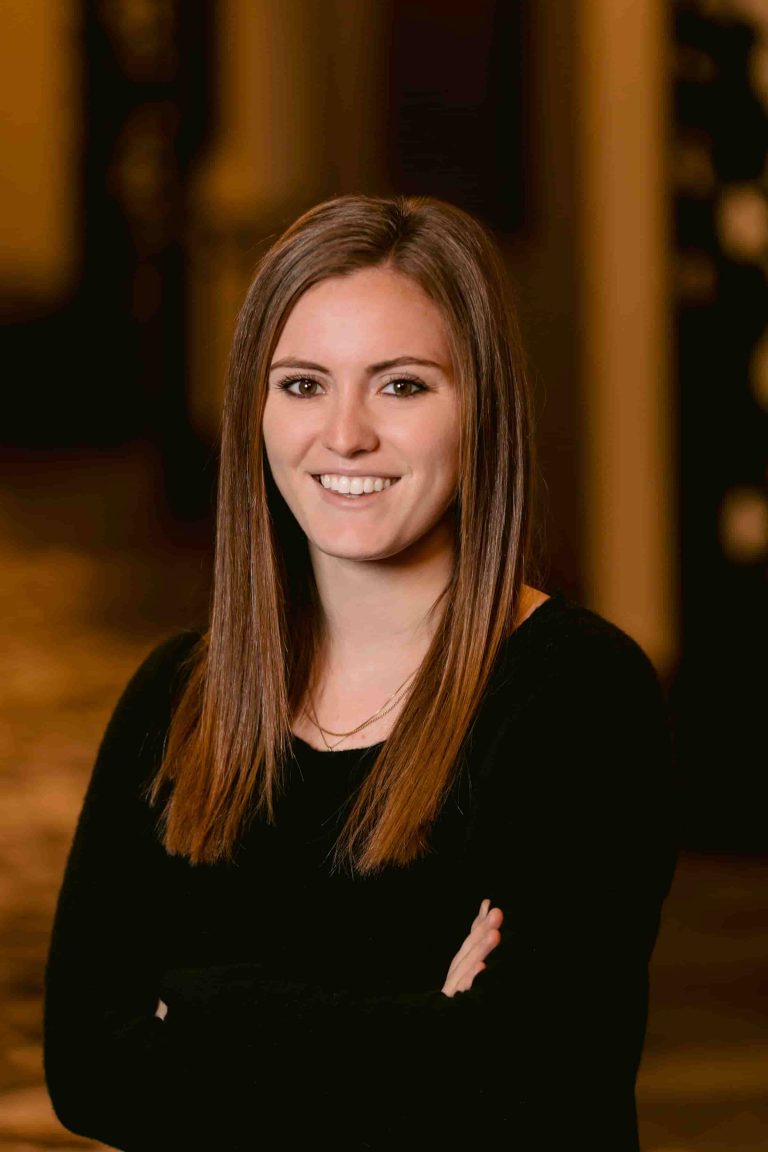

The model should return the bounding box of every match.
[317,474,395,496]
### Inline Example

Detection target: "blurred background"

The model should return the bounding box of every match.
[1,0,766,1148]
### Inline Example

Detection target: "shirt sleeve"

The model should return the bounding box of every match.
[44,622,678,1152]
[468,622,679,1148]
[43,631,203,1152]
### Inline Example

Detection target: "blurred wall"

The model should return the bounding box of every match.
[0,0,78,308]
[578,0,675,672]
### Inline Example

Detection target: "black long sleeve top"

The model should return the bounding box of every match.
[43,592,677,1151]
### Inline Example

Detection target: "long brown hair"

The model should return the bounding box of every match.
[147,194,538,874]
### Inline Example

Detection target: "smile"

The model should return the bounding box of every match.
[313,474,400,496]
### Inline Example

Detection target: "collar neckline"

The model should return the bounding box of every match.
[291,590,567,756]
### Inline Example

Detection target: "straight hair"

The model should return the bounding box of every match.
[147,193,538,874]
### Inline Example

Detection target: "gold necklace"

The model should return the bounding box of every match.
[305,667,419,751]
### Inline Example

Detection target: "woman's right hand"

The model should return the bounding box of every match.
[441,898,503,997]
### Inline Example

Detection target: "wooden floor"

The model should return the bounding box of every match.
[0,452,765,1150]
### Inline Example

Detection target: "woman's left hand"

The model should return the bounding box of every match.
[155,998,168,1020]
[441,898,503,997]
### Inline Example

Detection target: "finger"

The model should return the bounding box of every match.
[453,926,501,978]
[448,960,486,996]
[487,905,503,930]
[463,900,490,942]
[443,927,501,995]
[446,904,502,977]
[455,903,504,958]
[458,960,486,993]
[445,927,483,977]
[464,927,501,969]
[472,899,491,928]
[443,957,487,997]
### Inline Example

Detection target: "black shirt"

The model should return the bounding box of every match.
[43,592,677,1150]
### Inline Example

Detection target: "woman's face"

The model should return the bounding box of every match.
[262,265,461,564]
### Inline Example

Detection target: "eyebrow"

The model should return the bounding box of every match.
[269,355,446,373]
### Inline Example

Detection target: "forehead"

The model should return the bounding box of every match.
[273,266,452,363]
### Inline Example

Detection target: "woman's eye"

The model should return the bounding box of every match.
[279,377,322,397]
[382,377,426,397]
[277,376,425,398]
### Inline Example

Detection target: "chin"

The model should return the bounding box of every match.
[313,538,396,562]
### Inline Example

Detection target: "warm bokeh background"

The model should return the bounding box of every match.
[1,1,766,1149]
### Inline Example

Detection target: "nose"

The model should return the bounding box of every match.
[321,391,379,457]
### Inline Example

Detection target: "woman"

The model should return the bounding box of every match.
[44,194,676,1151]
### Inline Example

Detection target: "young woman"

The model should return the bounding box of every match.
[44,194,676,1151]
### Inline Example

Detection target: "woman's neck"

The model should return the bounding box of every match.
[297,529,548,748]
[308,526,454,673]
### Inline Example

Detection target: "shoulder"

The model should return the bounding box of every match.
[481,593,674,789]
[474,595,678,874]
[498,591,665,705]
[118,628,204,707]
[95,629,203,777]
[69,630,204,829]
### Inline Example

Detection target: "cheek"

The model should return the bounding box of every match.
[402,399,460,461]
[261,403,297,469]
[425,413,461,481]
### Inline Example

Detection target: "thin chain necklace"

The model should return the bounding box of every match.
[305,667,419,751]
